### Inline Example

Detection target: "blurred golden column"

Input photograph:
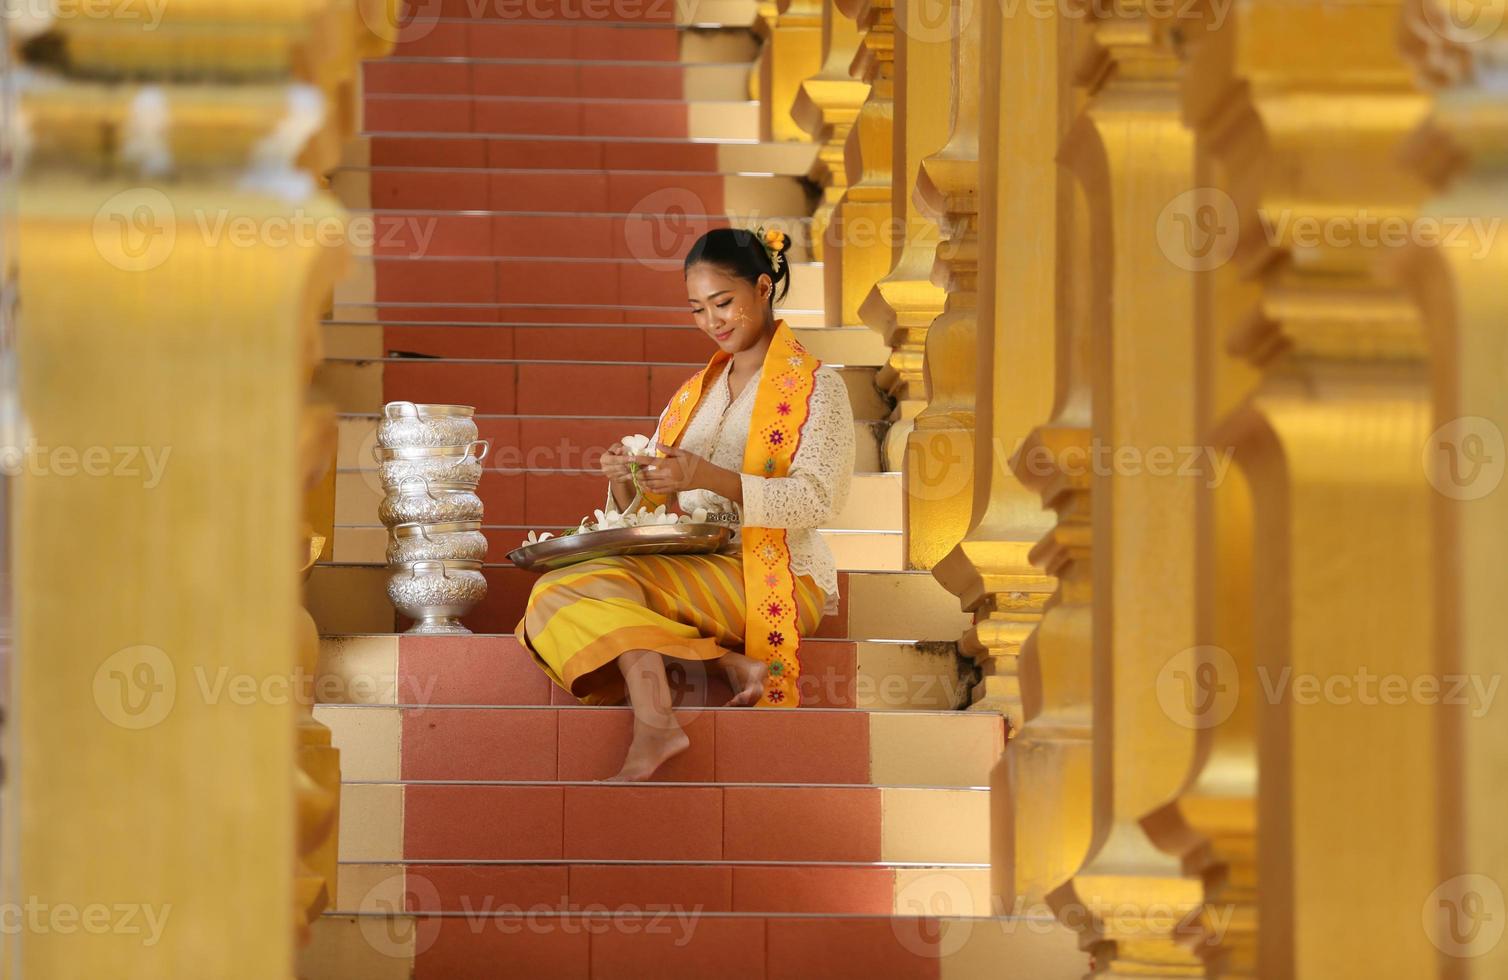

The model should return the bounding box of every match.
[1399,4,1508,977]
[1047,7,1203,975]
[929,0,1058,718]
[1137,7,1269,972]
[792,0,869,261]
[857,0,950,473]
[905,0,981,571]
[4,0,387,972]
[1179,1,1437,975]
[823,0,894,328]
[12,176,348,978]
[754,0,824,143]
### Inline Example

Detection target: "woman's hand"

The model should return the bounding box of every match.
[632,442,714,496]
[599,441,638,486]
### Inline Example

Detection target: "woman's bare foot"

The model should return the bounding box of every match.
[607,720,691,781]
[718,651,767,706]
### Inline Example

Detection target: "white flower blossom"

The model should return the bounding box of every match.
[679,507,711,524]
[521,529,555,546]
[621,433,654,457]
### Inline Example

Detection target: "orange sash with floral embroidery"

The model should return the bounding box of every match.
[643,319,819,707]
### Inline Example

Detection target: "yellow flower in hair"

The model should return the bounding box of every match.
[763,228,787,252]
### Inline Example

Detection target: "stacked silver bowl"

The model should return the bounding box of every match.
[375,402,490,634]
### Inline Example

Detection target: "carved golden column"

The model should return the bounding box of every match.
[823,0,894,328]
[857,0,950,473]
[1045,9,1205,976]
[1138,14,1268,972]
[1399,6,1508,977]
[1004,36,1093,905]
[1176,2,1438,975]
[930,0,1058,718]
[792,0,869,261]
[3,0,381,972]
[755,0,824,143]
[906,0,981,570]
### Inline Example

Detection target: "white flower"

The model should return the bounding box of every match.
[636,505,680,527]
[621,433,654,457]
[679,507,711,524]
[592,508,632,530]
[521,529,555,546]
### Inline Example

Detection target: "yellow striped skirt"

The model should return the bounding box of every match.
[515,553,826,706]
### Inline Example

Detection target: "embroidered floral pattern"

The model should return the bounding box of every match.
[645,323,855,709]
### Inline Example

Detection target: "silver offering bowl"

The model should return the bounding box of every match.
[374,440,489,491]
[378,401,479,450]
[387,559,488,634]
[378,477,485,527]
[387,520,489,564]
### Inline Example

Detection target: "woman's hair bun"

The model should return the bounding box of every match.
[682,226,793,307]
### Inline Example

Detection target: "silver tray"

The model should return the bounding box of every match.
[508,522,734,572]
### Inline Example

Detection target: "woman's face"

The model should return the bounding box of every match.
[685,263,770,354]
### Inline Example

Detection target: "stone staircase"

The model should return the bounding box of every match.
[298,5,1080,977]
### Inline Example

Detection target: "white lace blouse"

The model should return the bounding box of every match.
[647,357,855,615]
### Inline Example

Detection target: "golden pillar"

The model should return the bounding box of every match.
[792,0,869,261]
[755,0,824,144]
[1178,1,1437,975]
[930,0,1058,718]
[1047,11,1203,974]
[1003,9,1092,905]
[3,0,382,972]
[824,0,894,328]
[857,0,950,473]
[1399,4,1508,977]
[906,0,982,571]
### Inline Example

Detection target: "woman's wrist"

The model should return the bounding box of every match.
[697,463,744,505]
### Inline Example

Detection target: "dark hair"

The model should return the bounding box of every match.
[682,227,792,307]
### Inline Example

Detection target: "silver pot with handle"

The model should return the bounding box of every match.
[379,476,485,526]
[387,520,489,564]
[378,401,479,449]
[373,439,489,490]
[386,559,488,634]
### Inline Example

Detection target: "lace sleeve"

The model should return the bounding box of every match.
[738,367,855,530]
